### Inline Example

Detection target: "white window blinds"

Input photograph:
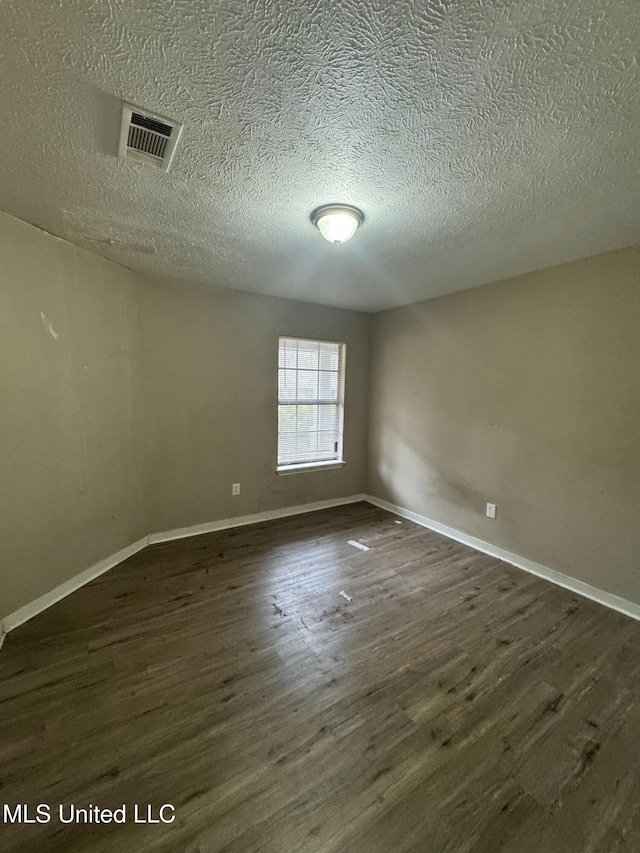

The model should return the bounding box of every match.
[278,337,345,468]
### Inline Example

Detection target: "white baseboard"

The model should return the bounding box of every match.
[364,494,640,623]
[7,490,634,644]
[0,494,366,640]
[2,536,150,635]
[148,494,367,544]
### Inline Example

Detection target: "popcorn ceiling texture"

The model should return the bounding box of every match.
[0,0,638,311]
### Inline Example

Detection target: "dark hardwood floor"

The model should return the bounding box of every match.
[1,502,640,852]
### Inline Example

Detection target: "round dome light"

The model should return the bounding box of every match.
[311,204,364,245]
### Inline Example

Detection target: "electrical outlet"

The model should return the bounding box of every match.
[232,483,240,496]
[486,502,497,519]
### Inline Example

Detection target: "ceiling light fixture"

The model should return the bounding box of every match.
[311,204,364,245]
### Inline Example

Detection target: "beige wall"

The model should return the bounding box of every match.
[140,274,370,534]
[368,247,640,603]
[0,213,145,619]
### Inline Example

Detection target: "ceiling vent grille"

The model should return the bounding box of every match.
[119,103,182,172]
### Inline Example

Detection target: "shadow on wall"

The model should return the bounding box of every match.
[370,299,519,527]
[375,425,492,523]
[366,286,639,586]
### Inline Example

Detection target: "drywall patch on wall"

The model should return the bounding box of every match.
[40,312,59,340]
[0,211,147,619]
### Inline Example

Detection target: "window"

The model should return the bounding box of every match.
[277,337,346,471]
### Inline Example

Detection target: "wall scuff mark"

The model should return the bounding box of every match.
[40,312,59,340]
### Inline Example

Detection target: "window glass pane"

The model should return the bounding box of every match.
[319,343,340,371]
[297,370,319,400]
[319,371,338,400]
[297,340,319,369]
[279,369,297,401]
[318,404,338,432]
[278,405,296,432]
[317,430,337,452]
[296,404,318,433]
[295,431,317,456]
[278,439,297,461]
[279,339,297,369]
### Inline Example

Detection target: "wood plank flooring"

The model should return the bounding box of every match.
[1,502,640,852]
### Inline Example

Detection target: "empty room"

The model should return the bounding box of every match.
[1,0,639,850]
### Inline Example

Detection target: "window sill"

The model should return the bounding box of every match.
[276,460,346,476]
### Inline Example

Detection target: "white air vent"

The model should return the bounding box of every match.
[119,103,182,171]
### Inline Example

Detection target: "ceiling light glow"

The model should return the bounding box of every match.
[311,204,364,245]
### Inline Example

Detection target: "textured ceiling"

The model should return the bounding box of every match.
[0,0,638,311]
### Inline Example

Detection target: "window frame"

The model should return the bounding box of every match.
[276,335,347,474]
